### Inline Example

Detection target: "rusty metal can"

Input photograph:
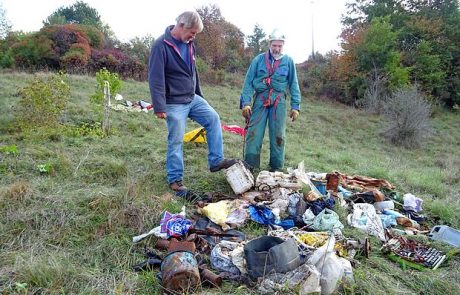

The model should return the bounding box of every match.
[161,251,200,292]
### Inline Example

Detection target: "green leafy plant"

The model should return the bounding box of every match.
[15,282,28,293]
[14,72,70,131]
[0,144,19,155]
[90,67,122,105]
[65,121,105,138]
[37,163,53,174]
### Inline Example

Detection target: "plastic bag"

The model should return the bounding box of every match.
[348,203,385,241]
[311,208,344,231]
[307,235,344,295]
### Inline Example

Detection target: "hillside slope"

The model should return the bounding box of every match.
[0,72,459,294]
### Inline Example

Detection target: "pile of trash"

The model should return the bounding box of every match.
[131,161,459,294]
[110,93,154,113]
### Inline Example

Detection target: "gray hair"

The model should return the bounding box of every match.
[176,11,203,32]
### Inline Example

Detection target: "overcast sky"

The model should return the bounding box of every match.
[1,0,349,63]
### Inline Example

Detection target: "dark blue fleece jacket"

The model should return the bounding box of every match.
[148,25,203,113]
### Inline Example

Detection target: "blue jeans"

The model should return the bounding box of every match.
[165,95,224,184]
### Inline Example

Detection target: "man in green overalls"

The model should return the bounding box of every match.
[240,29,302,171]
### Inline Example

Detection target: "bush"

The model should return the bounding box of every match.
[382,86,432,148]
[89,48,146,80]
[14,72,70,131]
[360,69,389,114]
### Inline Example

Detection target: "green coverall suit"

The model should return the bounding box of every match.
[240,51,301,171]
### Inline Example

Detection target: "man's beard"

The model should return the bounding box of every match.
[270,49,284,60]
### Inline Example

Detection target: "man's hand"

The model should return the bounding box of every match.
[242,106,252,119]
[155,112,167,119]
[289,109,299,121]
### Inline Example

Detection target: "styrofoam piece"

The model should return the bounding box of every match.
[224,161,254,194]
[374,200,395,211]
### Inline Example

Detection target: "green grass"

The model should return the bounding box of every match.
[1,71,459,294]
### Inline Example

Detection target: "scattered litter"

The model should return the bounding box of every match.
[130,161,449,293]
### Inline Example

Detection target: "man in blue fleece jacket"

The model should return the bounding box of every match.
[149,11,236,196]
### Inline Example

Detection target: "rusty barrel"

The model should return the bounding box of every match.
[161,251,200,292]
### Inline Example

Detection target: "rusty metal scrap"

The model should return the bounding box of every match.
[384,235,446,269]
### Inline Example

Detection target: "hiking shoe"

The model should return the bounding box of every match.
[169,180,187,192]
[210,158,238,172]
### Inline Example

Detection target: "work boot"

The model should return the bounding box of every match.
[210,158,238,172]
[169,180,187,192]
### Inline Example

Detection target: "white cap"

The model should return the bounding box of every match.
[269,29,285,42]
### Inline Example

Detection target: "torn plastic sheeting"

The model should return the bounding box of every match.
[132,225,167,243]
[257,263,321,295]
[379,214,398,228]
[248,205,294,229]
[347,203,385,241]
[210,241,242,275]
[302,208,316,227]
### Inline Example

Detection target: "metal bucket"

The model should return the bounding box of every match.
[161,251,200,292]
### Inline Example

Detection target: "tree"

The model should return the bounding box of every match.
[341,0,460,107]
[246,24,267,57]
[118,35,154,64]
[43,1,115,44]
[195,4,246,72]
[356,17,408,89]
[0,2,12,39]
[43,1,102,28]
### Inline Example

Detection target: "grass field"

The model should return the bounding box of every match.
[0,71,459,294]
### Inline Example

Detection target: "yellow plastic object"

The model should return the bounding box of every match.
[298,232,347,257]
[197,200,233,230]
[183,127,206,143]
